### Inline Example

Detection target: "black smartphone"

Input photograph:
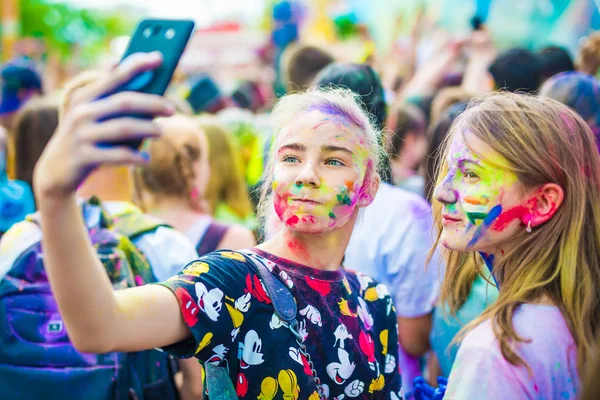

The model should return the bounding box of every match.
[104,19,195,149]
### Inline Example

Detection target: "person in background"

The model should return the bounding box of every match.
[198,115,258,234]
[538,71,600,149]
[10,98,59,191]
[133,114,256,258]
[488,48,542,93]
[387,103,427,195]
[280,42,335,92]
[0,125,35,238]
[314,62,441,397]
[216,108,266,207]
[537,45,575,83]
[0,60,43,132]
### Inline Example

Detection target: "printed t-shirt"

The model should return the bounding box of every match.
[159,249,403,399]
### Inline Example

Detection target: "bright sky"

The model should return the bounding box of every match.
[54,0,267,28]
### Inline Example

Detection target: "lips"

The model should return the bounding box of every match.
[442,214,462,223]
[291,198,321,205]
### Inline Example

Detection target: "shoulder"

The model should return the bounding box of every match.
[217,224,256,250]
[168,250,254,282]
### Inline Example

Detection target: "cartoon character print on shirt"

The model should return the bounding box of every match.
[304,275,332,296]
[245,272,272,304]
[257,370,301,400]
[326,347,356,386]
[206,344,229,366]
[225,292,252,341]
[299,305,323,327]
[380,330,397,374]
[236,372,249,397]
[174,288,199,326]
[195,282,224,322]
[238,329,265,369]
[333,324,353,349]
[338,298,358,318]
[356,297,374,330]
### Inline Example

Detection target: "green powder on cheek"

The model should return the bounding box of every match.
[329,212,336,219]
[336,188,352,206]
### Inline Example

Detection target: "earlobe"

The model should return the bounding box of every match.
[526,183,564,227]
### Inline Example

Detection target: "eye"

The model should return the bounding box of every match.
[325,158,344,166]
[282,155,300,163]
[464,170,479,179]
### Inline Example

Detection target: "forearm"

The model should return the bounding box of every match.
[461,52,496,95]
[38,193,118,352]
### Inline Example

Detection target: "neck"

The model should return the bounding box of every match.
[258,214,357,271]
[77,167,133,202]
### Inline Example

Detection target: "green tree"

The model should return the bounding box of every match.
[19,0,135,64]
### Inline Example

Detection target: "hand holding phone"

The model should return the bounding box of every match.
[101,19,195,149]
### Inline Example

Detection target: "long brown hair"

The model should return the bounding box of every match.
[132,115,203,212]
[431,92,600,375]
[198,115,253,219]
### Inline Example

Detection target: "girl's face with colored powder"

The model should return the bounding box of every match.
[434,129,530,253]
[273,109,371,234]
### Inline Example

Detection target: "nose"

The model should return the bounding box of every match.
[433,174,457,205]
[295,162,320,188]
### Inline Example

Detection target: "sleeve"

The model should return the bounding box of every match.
[157,250,256,363]
[133,226,199,282]
[385,202,443,318]
[444,339,526,400]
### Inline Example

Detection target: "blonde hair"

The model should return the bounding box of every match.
[198,115,253,219]
[132,115,204,211]
[257,87,384,223]
[432,92,600,375]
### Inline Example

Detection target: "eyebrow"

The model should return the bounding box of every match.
[456,158,481,167]
[322,144,353,155]
[278,143,353,156]
[278,143,306,153]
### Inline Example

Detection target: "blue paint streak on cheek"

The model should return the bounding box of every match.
[466,204,503,248]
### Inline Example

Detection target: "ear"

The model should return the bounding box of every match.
[357,174,380,207]
[524,183,564,227]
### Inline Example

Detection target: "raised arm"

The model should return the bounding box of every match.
[34,52,189,354]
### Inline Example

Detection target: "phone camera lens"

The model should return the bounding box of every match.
[165,28,175,40]
[143,27,152,38]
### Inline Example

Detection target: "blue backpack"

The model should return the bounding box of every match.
[0,197,179,400]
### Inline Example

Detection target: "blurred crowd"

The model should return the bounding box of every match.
[2,2,600,400]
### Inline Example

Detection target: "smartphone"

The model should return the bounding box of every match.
[104,19,195,149]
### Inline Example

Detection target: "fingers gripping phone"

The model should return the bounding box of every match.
[105,19,195,149]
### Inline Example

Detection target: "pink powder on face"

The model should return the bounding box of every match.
[286,215,300,226]
[490,205,528,232]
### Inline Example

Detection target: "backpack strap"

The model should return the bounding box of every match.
[195,222,230,256]
[203,250,297,400]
